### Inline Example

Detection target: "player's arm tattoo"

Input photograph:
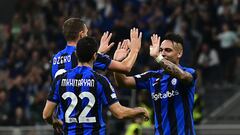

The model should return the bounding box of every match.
[159,59,193,83]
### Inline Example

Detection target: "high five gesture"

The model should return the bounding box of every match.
[98,31,114,54]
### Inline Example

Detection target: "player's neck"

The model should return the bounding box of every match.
[78,62,93,68]
[67,41,77,46]
[171,60,179,66]
[176,61,180,66]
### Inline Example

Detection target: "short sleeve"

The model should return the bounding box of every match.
[47,78,60,103]
[184,68,197,85]
[133,71,153,89]
[99,76,119,107]
[93,53,111,71]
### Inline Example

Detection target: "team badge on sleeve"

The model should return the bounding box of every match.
[171,78,177,85]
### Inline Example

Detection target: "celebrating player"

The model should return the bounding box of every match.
[114,33,197,135]
[43,37,149,135]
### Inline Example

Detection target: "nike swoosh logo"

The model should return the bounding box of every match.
[153,78,160,86]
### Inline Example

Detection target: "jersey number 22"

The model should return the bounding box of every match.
[62,92,96,123]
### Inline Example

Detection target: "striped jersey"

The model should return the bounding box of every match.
[51,45,111,79]
[134,66,197,135]
[48,66,119,135]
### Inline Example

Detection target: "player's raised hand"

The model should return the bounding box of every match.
[98,31,114,54]
[129,28,142,52]
[150,34,161,58]
[113,39,130,61]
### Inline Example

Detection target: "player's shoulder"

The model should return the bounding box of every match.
[135,70,160,78]
[90,71,111,86]
[181,66,196,73]
[141,70,160,75]
[53,46,75,58]
[91,70,107,81]
[180,66,197,79]
[53,71,67,83]
[52,52,63,61]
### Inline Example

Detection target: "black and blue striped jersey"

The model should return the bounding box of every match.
[51,45,111,79]
[134,66,197,135]
[50,45,112,131]
[48,66,118,135]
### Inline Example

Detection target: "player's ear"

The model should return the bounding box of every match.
[93,52,97,61]
[78,31,84,39]
[177,50,183,58]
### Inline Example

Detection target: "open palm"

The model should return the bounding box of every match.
[113,39,130,61]
[98,31,114,54]
[150,34,161,58]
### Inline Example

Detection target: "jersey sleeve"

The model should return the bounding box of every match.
[98,76,119,107]
[93,53,111,71]
[184,68,197,85]
[47,78,61,103]
[133,71,153,89]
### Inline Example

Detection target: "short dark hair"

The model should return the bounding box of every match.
[164,33,184,48]
[63,18,85,41]
[76,37,98,62]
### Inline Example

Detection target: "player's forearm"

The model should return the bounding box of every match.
[120,50,139,72]
[113,72,133,89]
[43,101,57,125]
[124,107,146,119]
[158,59,192,83]
[114,72,126,87]
[115,106,145,119]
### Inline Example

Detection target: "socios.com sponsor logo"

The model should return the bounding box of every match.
[151,90,179,101]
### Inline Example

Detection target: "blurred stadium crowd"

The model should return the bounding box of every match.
[0,0,239,131]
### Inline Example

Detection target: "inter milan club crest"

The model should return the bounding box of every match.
[171,78,177,85]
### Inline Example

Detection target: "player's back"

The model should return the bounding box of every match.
[51,45,112,79]
[54,66,117,135]
[51,45,77,78]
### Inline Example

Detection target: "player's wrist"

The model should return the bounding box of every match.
[135,107,144,113]
[113,58,124,62]
[155,54,164,63]
[129,49,139,53]
[97,51,104,55]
